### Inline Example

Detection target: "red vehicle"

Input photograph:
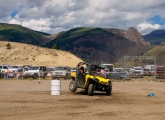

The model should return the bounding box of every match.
[156,66,165,78]
[143,68,154,76]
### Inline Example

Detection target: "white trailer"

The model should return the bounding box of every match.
[101,64,114,72]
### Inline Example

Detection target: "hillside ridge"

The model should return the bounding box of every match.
[0,41,83,67]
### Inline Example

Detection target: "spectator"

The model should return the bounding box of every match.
[129,66,134,76]
[18,72,24,79]
[2,69,7,79]
[100,67,106,77]
[7,69,12,78]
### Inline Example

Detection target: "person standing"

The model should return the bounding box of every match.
[18,71,24,79]
[2,69,7,79]
[129,66,134,77]
[100,67,106,77]
[6,69,12,78]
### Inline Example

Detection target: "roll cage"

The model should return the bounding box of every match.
[76,62,102,75]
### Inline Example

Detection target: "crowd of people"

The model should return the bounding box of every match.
[0,69,24,79]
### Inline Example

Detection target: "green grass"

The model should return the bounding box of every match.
[71,27,92,34]
[0,23,50,45]
[144,45,165,55]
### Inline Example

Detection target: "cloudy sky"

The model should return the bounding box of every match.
[0,0,165,35]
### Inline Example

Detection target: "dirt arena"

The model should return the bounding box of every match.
[0,79,165,120]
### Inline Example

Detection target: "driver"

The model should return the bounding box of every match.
[79,66,84,73]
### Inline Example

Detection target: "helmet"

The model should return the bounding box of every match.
[102,66,106,68]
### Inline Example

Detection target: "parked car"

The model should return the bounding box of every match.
[47,67,56,74]
[113,68,124,72]
[47,67,56,77]
[108,68,131,80]
[24,66,47,79]
[23,65,32,69]
[0,64,18,73]
[11,65,23,69]
[70,68,76,72]
[51,66,71,79]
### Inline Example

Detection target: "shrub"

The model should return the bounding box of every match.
[52,44,57,49]
[6,43,11,49]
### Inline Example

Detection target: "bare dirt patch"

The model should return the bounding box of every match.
[0,79,165,120]
[0,41,83,67]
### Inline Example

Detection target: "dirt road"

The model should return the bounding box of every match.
[0,79,165,120]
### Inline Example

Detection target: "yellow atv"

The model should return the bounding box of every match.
[69,62,112,96]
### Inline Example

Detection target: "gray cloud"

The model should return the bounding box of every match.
[0,0,165,35]
[0,0,23,19]
[45,4,66,17]
[66,0,89,11]
[24,0,45,8]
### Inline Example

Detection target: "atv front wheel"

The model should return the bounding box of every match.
[85,88,88,94]
[106,86,112,95]
[88,84,94,96]
[69,81,77,92]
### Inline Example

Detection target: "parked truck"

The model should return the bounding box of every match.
[156,66,165,79]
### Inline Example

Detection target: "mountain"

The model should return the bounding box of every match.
[0,41,83,67]
[0,23,155,64]
[103,27,150,45]
[0,23,55,46]
[125,27,150,45]
[143,30,165,45]
[44,27,150,63]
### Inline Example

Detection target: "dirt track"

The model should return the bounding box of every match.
[0,79,165,120]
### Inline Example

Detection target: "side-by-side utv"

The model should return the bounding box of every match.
[69,62,112,96]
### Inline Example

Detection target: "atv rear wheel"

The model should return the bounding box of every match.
[88,84,94,96]
[69,81,77,92]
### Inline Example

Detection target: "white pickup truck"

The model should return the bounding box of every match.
[131,66,144,78]
[24,66,48,79]
[51,66,71,79]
